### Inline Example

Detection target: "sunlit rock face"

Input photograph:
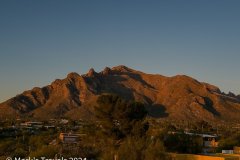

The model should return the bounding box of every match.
[1,65,240,122]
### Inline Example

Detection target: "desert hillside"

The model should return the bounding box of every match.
[0,65,240,122]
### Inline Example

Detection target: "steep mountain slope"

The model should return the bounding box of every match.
[0,65,240,122]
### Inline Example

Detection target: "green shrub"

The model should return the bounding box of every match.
[29,145,58,158]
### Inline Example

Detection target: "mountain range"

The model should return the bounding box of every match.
[1,65,240,123]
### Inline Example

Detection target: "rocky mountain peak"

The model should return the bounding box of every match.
[67,72,80,79]
[87,68,97,77]
[1,65,240,122]
[101,67,112,75]
[111,65,134,73]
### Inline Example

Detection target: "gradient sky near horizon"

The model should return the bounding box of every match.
[0,0,240,102]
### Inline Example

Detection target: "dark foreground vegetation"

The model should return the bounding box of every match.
[0,95,240,160]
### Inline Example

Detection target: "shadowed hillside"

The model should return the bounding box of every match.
[0,65,240,122]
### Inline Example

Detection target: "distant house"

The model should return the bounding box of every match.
[49,119,57,124]
[184,132,219,153]
[60,119,69,125]
[222,150,234,154]
[221,146,240,155]
[59,133,86,143]
[20,121,43,129]
[202,135,218,152]
[44,125,55,129]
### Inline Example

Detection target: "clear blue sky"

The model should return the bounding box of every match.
[0,0,240,102]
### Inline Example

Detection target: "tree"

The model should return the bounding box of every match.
[29,145,58,158]
[0,139,15,156]
[164,133,203,154]
[116,137,170,160]
[144,139,171,160]
[94,94,148,139]
[13,148,28,158]
[217,133,240,151]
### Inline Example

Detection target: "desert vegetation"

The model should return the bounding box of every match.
[0,94,240,160]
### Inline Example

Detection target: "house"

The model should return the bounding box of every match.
[20,121,43,129]
[49,119,57,124]
[44,125,55,129]
[202,134,219,147]
[60,119,69,124]
[59,133,86,143]
[221,147,240,155]
[222,150,234,154]
[184,132,219,153]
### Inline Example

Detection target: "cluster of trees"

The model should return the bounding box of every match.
[92,94,170,160]
[94,94,149,139]
[217,132,240,151]
[164,133,203,154]
[0,130,58,158]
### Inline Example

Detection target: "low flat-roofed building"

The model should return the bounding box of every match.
[20,121,44,129]
[184,132,219,153]
[222,150,234,154]
[202,135,219,148]
[59,133,86,143]
[44,125,55,129]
